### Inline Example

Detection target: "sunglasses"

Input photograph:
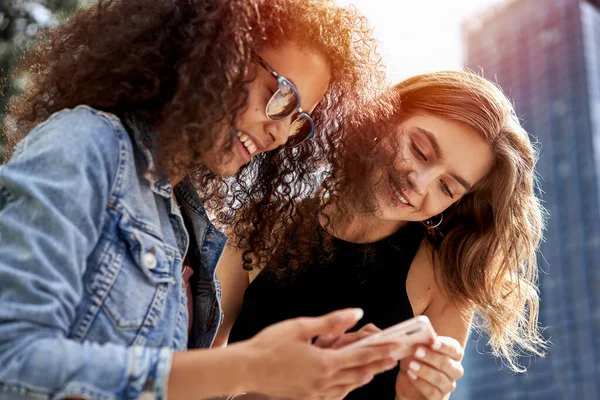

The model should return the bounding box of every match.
[254,56,316,148]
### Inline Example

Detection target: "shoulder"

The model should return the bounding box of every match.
[15,106,128,160]
[407,240,472,315]
[406,240,437,316]
[9,106,131,183]
[408,240,474,343]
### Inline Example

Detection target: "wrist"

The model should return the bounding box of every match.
[167,345,259,398]
[226,340,263,394]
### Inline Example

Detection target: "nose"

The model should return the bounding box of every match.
[265,117,292,148]
[407,169,438,197]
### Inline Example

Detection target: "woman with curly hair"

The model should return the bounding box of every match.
[0,0,399,399]
[217,71,548,399]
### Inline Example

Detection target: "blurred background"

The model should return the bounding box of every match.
[1,0,598,398]
[342,1,600,398]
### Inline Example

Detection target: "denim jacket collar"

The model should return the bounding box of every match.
[174,175,210,217]
[123,113,173,199]
[124,113,214,231]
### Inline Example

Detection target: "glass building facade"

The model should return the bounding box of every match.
[456,0,600,399]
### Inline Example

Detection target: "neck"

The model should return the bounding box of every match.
[170,171,187,188]
[320,197,408,244]
[168,152,196,188]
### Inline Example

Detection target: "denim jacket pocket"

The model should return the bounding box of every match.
[117,218,174,285]
[95,215,176,333]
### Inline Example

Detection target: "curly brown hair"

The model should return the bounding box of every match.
[261,72,547,372]
[3,0,385,262]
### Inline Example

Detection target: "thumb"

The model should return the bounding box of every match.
[295,308,364,341]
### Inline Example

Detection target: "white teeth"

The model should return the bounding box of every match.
[391,180,410,205]
[238,132,257,155]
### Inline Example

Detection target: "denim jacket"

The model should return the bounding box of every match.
[0,106,226,400]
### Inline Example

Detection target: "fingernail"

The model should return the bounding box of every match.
[409,361,421,372]
[415,347,426,359]
[352,308,364,320]
[432,339,442,350]
[407,370,418,380]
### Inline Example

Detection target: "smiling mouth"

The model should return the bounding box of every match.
[237,132,258,156]
[389,178,413,206]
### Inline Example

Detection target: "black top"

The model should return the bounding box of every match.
[229,222,425,399]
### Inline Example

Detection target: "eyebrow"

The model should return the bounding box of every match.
[414,127,473,192]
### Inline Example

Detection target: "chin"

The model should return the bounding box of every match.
[371,192,410,221]
[218,166,241,178]
[207,160,245,178]
[376,207,405,221]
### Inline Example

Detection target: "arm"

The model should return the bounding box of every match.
[0,108,172,399]
[423,294,472,348]
[396,244,473,400]
[395,299,471,400]
[213,243,250,347]
[168,309,400,399]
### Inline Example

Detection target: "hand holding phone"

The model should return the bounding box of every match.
[343,316,437,361]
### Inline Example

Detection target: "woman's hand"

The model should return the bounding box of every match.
[395,336,464,400]
[244,310,398,400]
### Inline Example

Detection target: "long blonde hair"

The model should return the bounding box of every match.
[250,70,547,372]
[391,71,547,371]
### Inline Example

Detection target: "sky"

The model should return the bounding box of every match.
[336,0,507,84]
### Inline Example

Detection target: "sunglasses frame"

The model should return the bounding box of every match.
[254,56,316,147]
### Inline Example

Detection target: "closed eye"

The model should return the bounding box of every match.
[441,180,455,198]
[411,141,428,161]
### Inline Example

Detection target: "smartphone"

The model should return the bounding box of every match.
[343,315,436,360]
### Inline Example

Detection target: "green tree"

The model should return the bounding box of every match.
[0,0,90,158]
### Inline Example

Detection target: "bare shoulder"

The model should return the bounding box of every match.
[406,240,438,316]
[407,240,474,343]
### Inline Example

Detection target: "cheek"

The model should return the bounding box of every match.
[237,102,266,128]
[237,84,268,127]
[422,196,456,218]
[199,139,242,176]
[199,150,218,172]
[369,168,387,191]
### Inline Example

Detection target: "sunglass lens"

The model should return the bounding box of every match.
[266,85,298,120]
[285,117,314,148]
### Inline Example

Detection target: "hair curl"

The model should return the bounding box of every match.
[263,71,548,373]
[3,0,385,264]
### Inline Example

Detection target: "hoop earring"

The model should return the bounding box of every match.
[422,214,443,230]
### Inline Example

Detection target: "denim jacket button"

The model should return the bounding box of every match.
[143,252,158,270]
[206,232,215,240]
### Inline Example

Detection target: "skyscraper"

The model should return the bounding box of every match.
[458,0,600,399]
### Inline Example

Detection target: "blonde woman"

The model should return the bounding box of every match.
[216,71,548,400]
